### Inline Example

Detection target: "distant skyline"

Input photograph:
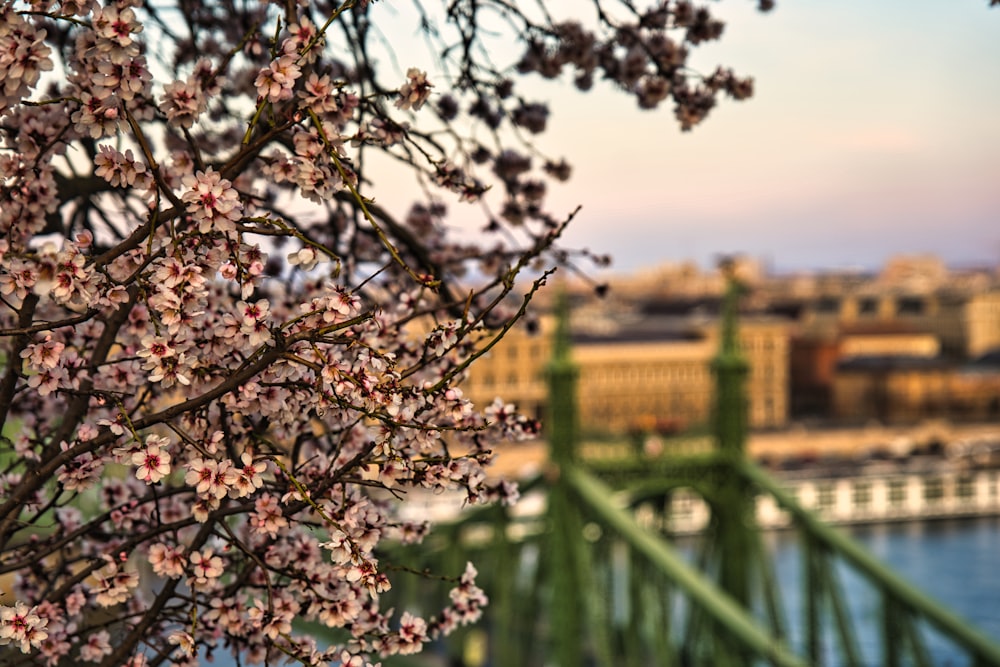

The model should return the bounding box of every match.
[516,0,1000,274]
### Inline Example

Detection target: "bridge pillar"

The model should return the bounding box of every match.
[546,290,579,464]
[713,258,750,459]
[544,290,585,667]
[711,260,755,663]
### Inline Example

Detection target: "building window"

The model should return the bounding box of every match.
[888,479,906,507]
[817,483,835,510]
[923,477,944,505]
[817,297,839,314]
[852,482,871,509]
[859,298,878,315]
[956,476,974,503]
[897,297,925,316]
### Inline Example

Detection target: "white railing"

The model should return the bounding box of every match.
[666,469,1000,534]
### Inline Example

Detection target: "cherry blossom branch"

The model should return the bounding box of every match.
[0,1,776,662]
[96,521,217,667]
[0,308,99,337]
[0,294,39,431]
[306,108,440,289]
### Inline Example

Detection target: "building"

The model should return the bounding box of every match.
[830,353,1000,425]
[462,302,790,437]
[571,316,788,433]
[776,284,1000,362]
[461,317,552,424]
[466,254,1000,432]
[782,288,1000,418]
[831,356,951,423]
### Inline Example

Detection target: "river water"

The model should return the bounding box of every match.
[753,516,1000,666]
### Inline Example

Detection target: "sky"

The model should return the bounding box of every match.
[503,0,1000,275]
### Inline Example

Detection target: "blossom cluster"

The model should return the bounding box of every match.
[513,1,758,128]
[0,0,760,665]
[0,602,49,654]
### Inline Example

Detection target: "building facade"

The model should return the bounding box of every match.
[462,311,789,436]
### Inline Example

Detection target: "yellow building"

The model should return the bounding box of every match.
[462,319,553,423]
[792,289,1000,361]
[831,357,951,424]
[942,291,1000,359]
[571,329,714,434]
[831,356,1000,425]
[462,312,789,436]
[838,326,940,359]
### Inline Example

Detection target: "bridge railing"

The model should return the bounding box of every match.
[382,456,1000,667]
[737,459,1000,667]
[564,463,807,667]
[382,465,806,666]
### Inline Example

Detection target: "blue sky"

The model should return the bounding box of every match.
[517,0,1000,273]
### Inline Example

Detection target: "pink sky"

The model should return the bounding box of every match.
[372,1,1000,275]
[521,0,1000,273]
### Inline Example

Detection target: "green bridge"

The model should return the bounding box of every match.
[386,270,1000,667]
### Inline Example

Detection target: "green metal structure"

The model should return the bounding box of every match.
[386,275,1000,666]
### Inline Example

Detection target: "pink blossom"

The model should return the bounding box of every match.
[395,68,432,111]
[148,543,185,579]
[19,336,64,371]
[189,549,224,586]
[70,91,123,139]
[26,367,65,396]
[185,457,236,500]
[0,602,48,653]
[92,5,143,50]
[0,11,52,113]
[132,435,171,484]
[160,77,206,128]
[288,246,320,271]
[298,72,339,113]
[180,168,243,234]
[231,451,267,498]
[237,299,273,346]
[254,55,301,103]
[78,629,111,662]
[250,493,288,538]
[168,630,195,657]
[92,558,139,608]
[191,496,220,523]
[94,145,152,189]
[395,612,428,655]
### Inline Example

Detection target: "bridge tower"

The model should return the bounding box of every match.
[709,258,757,663]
